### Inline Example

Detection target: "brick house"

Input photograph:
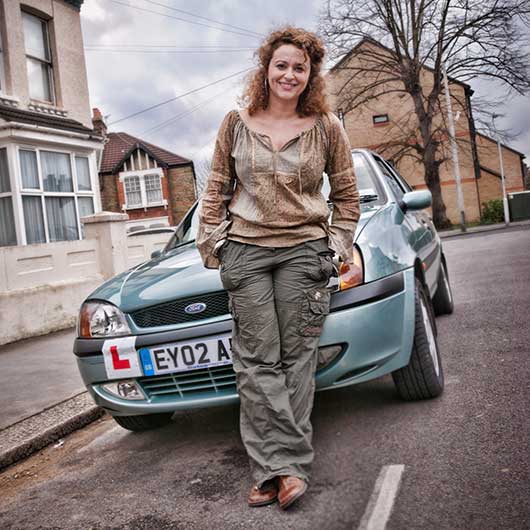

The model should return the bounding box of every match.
[94,109,197,232]
[326,38,527,223]
[0,0,102,247]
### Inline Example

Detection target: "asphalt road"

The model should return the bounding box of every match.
[1,226,529,530]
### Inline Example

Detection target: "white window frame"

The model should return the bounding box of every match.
[17,146,95,244]
[373,113,389,125]
[75,155,92,192]
[22,11,55,105]
[119,168,167,210]
[0,147,18,246]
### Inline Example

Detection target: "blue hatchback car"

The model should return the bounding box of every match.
[74,149,454,431]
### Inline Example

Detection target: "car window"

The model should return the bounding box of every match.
[386,162,413,193]
[322,151,386,205]
[165,203,198,251]
[373,156,406,200]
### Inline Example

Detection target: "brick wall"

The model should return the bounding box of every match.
[476,135,525,193]
[99,168,192,224]
[325,40,526,224]
[100,173,120,213]
[478,170,502,206]
[167,164,197,224]
[125,205,168,221]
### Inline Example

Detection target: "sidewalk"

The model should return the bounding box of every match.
[0,328,82,429]
[1,219,529,469]
[438,219,530,238]
[0,328,103,469]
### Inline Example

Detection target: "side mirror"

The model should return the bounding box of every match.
[401,190,432,212]
[150,249,162,259]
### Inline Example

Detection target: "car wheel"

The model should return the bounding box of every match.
[392,278,444,400]
[432,260,454,316]
[112,412,173,432]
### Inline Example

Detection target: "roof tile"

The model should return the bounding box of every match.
[100,132,191,173]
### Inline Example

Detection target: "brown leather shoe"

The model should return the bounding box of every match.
[247,481,278,507]
[278,476,307,510]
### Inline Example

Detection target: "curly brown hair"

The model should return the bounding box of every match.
[240,26,330,117]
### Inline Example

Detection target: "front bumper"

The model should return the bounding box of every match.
[75,268,415,416]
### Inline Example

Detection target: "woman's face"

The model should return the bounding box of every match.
[267,44,311,105]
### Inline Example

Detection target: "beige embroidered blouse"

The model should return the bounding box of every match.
[197,110,360,269]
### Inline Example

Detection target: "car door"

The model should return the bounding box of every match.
[372,156,440,295]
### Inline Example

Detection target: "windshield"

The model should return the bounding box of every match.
[166,151,385,251]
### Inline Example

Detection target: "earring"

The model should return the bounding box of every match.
[264,78,269,96]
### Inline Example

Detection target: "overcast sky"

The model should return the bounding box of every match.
[80,0,529,168]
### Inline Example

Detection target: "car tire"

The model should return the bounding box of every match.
[432,261,454,316]
[392,278,444,400]
[112,412,173,432]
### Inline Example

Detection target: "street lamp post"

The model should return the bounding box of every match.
[492,114,511,226]
[442,63,466,232]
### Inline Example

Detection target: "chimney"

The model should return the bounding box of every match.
[92,108,107,137]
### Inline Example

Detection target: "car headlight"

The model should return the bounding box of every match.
[78,301,131,338]
[338,245,364,291]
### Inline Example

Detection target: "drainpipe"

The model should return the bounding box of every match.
[465,87,483,219]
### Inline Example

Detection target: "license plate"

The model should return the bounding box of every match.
[137,334,233,376]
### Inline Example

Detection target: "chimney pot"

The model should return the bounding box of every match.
[92,108,107,137]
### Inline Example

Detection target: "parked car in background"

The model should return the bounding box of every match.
[74,149,454,431]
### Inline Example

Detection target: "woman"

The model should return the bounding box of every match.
[197,26,360,509]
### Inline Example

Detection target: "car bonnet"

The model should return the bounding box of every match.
[87,243,224,312]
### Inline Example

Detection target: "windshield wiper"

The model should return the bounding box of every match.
[359,194,379,203]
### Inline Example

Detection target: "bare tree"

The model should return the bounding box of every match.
[320,0,530,228]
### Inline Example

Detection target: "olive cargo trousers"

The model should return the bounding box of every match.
[219,238,334,487]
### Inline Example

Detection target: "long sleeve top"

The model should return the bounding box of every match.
[197,110,360,269]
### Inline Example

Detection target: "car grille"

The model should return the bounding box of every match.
[138,365,237,399]
[130,291,229,328]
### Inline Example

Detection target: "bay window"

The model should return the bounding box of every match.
[22,11,54,104]
[45,196,77,242]
[0,148,17,247]
[22,195,46,244]
[41,151,73,192]
[19,148,95,244]
[76,156,92,191]
[20,150,39,189]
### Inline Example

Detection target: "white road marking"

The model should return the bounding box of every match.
[357,465,405,530]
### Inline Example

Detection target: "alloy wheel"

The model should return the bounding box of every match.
[420,296,440,376]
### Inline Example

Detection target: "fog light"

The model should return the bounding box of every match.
[317,345,343,371]
[101,380,145,400]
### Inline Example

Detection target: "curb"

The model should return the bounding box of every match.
[0,392,104,470]
[439,220,530,239]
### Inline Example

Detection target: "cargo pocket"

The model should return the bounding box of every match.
[318,253,337,279]
[219,241,247,291]
[299,288,331,337]
[304,239,337,281]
